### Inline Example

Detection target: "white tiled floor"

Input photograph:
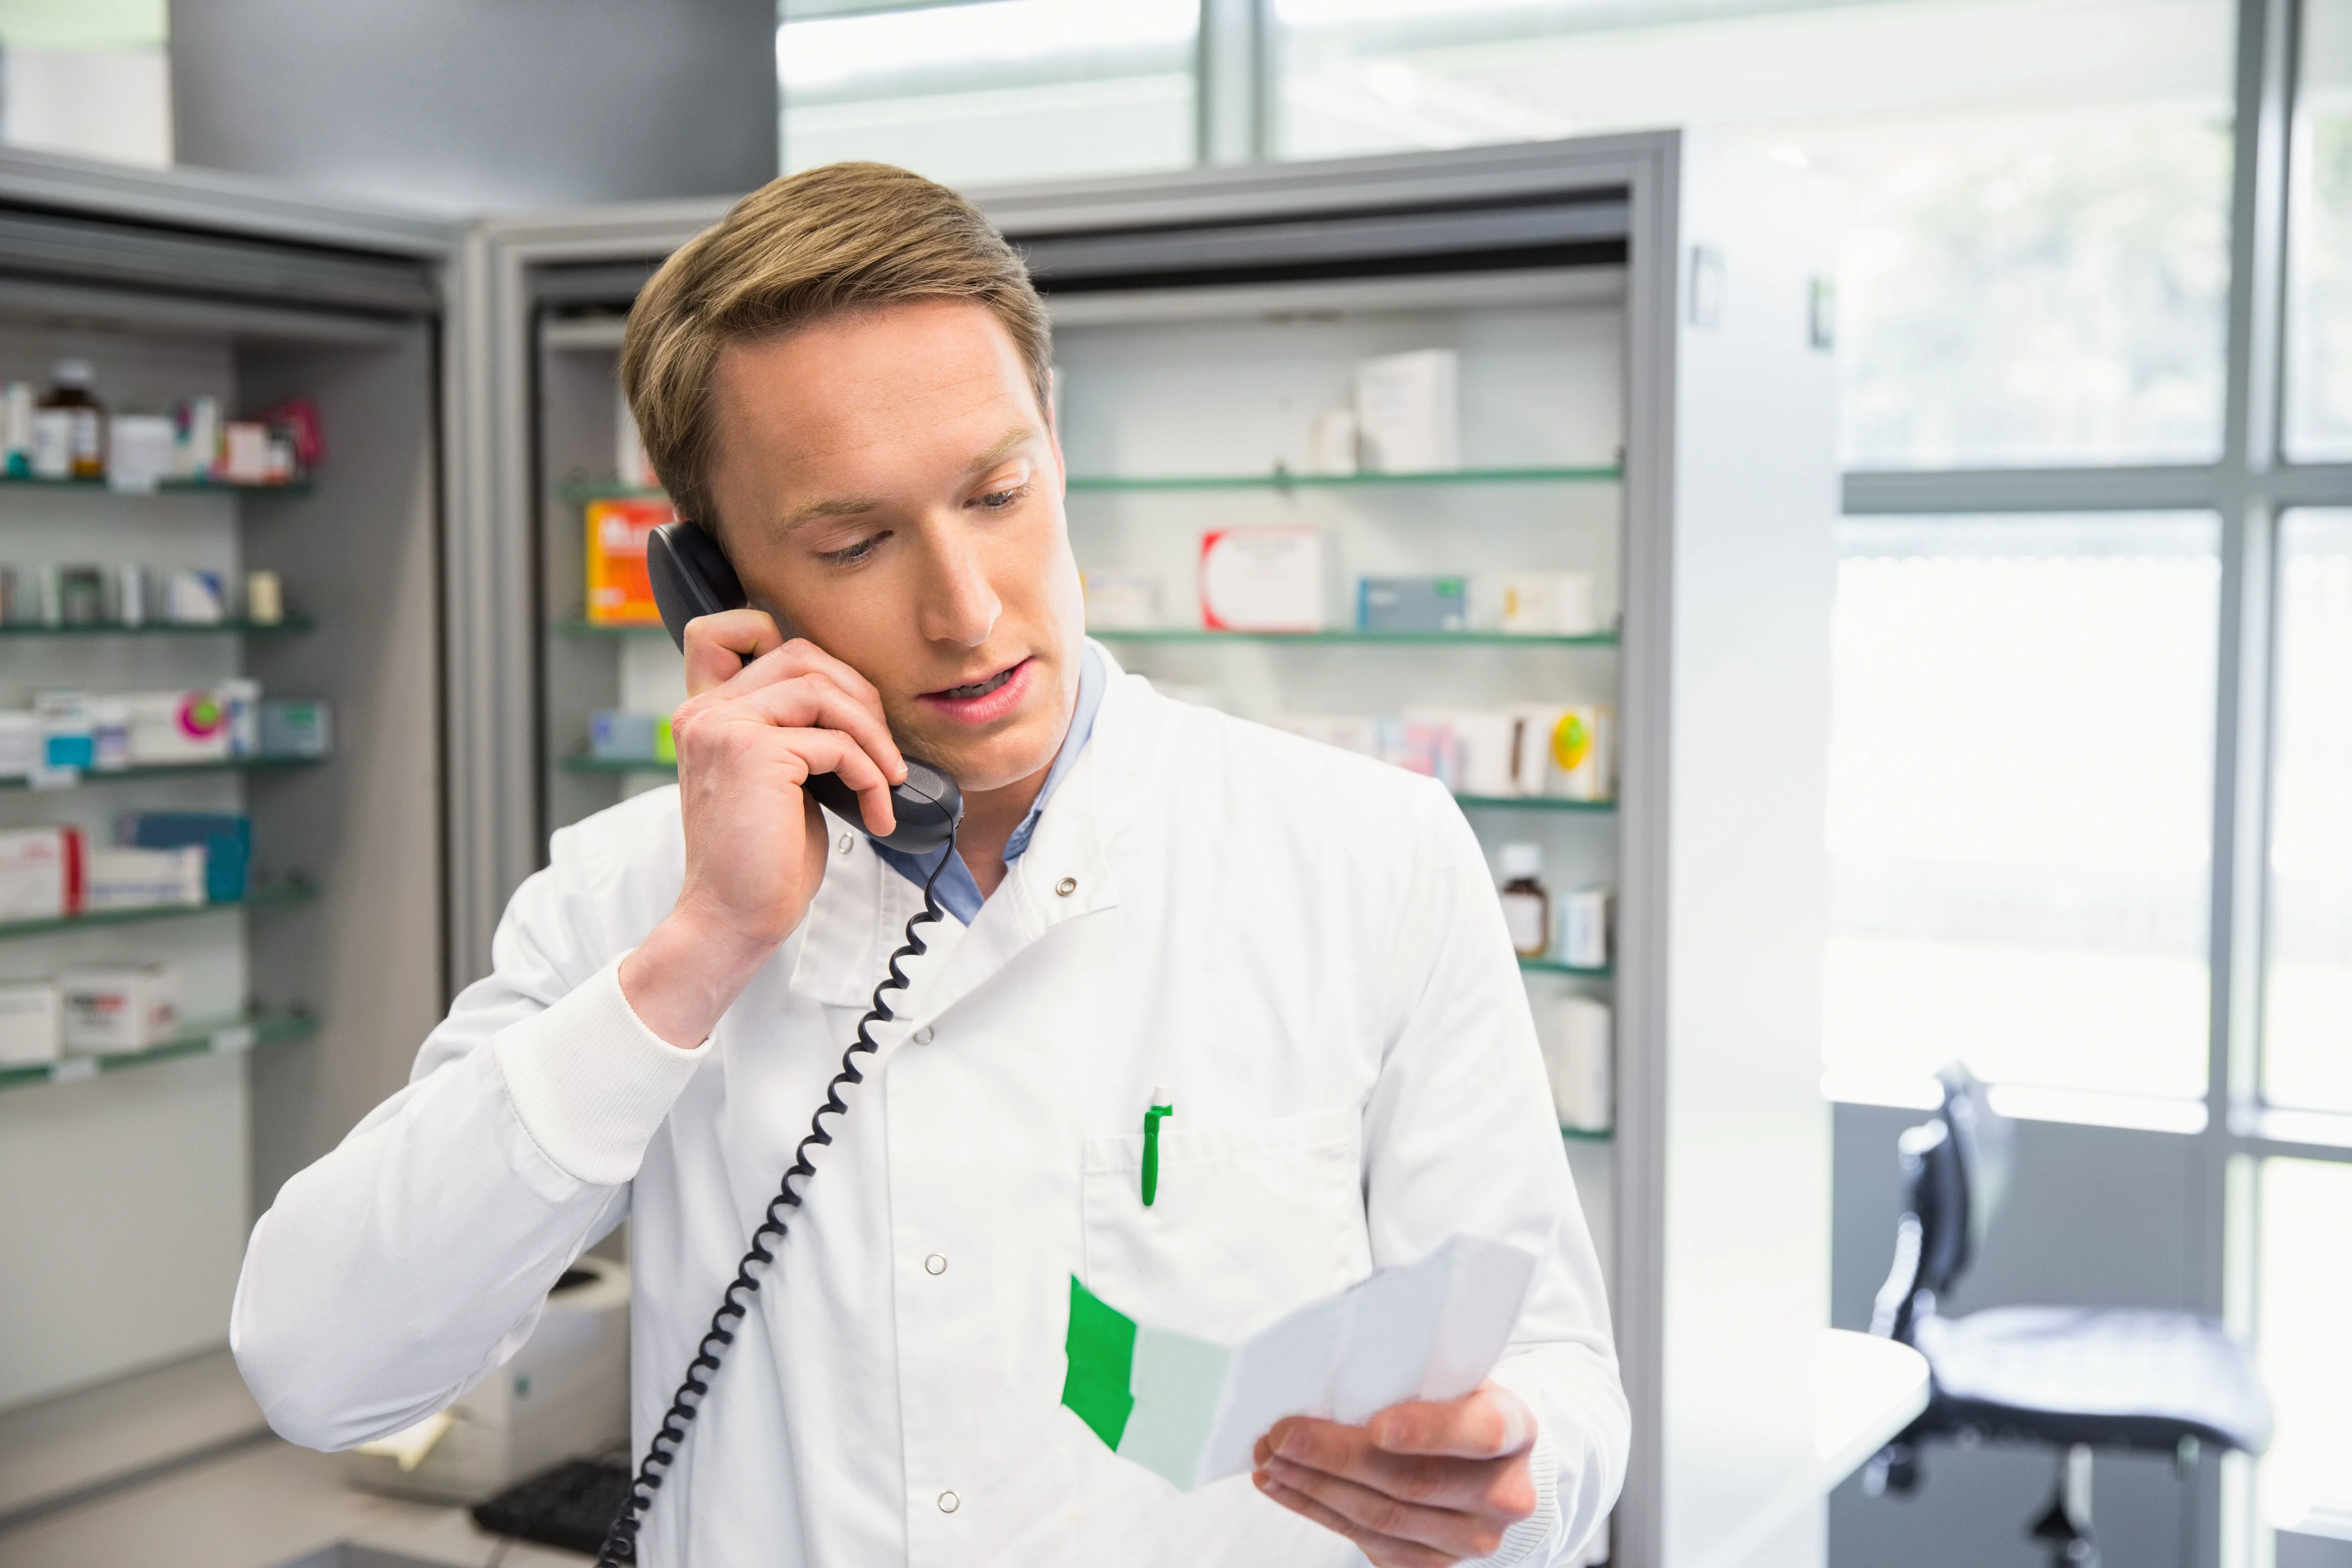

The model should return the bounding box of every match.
[0,1437,590,1568]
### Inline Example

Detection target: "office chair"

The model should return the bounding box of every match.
[1865,1064,2273,1568]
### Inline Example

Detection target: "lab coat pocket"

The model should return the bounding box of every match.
[1081,1105,1370,1342]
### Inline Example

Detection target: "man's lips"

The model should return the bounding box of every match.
[916,657,1034,725]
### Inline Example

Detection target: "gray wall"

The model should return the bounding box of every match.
[169,0,777,213]
[1829,1102,2220,1568]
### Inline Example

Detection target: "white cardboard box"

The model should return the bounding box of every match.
[1354,349,1459,474]
[0,980,60,1065]
[1199,527,1324,632]
[127,690,232,765]
[0,826,81,920]
[86,846,207,911]
[59,963,180,1054]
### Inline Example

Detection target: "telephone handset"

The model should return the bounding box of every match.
[601,521,961,1565]
[645,520,961,853]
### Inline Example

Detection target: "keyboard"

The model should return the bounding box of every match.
[471,1458,634,1560]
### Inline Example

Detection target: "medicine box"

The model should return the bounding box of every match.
[585,498,674,626]
[1199,527,1324,632]
[260,699,332,759]
[0,826,84,920]
[87,846,207,911]
[127,690,232,765]
[1354,349,1459,474]
[1488,570,1600,636]
[1082,568,1161,631]
[590,710,674,764]
[1358,576,1468,633]
[1560,887,1612,970]
[118,812,249,903]
[0,980,59,1065]
[60,963,180,1054]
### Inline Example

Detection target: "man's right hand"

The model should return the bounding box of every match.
[618,609,906,1048]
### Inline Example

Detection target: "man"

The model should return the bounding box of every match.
[234,162,1626,1567]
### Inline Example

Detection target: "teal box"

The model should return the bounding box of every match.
[1357,575,1468,633]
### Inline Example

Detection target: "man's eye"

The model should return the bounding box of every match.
[819,532,887,566]
[976,483,1030,510]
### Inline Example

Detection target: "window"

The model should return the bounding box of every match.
[1824,515,2219,1102]
[1270,0,2236,469]
[2286,0,2352,458]
[2263,512,2352,1113]
[777,0,1199,189]
[2257,1158,2352,1544]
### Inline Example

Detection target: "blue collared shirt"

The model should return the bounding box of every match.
[869,642,1105,924]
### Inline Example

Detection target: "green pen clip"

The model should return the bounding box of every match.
[1141,1086,1174,1207]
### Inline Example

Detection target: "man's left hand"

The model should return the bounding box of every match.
[1252,1383,1539,1567]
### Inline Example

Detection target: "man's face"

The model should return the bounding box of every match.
[704,299,1082,795]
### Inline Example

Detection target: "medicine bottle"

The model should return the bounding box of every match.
[1498,842,1551,960]
[37,359,105,480]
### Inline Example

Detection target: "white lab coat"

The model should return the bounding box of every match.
[232,647,1628,1568]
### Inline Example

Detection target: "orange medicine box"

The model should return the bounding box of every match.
[584,498,675,625]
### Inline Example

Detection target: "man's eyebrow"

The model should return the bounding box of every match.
[965,425,1041,475]
[772,427,1041,535]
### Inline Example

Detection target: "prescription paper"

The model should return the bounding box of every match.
[1059,1233,1537,1490]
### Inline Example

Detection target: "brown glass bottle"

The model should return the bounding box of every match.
[39,359,105,480]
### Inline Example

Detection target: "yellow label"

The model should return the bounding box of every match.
[1552,713,1590,773]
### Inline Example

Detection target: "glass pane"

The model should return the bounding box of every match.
[1824,514,2219,1098]
[778,0,1198,188]
[2258,1158,2352,1544]
[1272,0,2234,469]
[2264,513,2352,1111]
[2287,2,2352,458]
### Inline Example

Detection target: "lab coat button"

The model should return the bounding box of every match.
[836,834,854,855]
[1055,877,1077,897]
[938,1490,960,1513]
[913,1025,934,1045]
[924,1253,947,1275]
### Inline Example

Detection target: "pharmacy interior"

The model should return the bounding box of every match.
[0,129,1852,1567]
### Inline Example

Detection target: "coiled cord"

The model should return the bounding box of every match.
[597,841,952,1566]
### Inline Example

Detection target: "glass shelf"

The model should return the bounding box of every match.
[564,755,672,774]
[556,617,667,638]
[0,755,325,792]
[1091,628,1618,647]
[0,1009,318,1092]
[1461,797,1615,815]
[0,880,317,942]
[0,473,310,495]
[1066,466,1622,492]
[0,615,314,637]
[1519,958,1613,977]
[558,483,667,505]
[1560,1125,1615,1143]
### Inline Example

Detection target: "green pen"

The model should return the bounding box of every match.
[1141,1086,1174,1207]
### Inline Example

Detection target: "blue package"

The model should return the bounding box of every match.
[1356,575,1468,633]
[118,811,251,903]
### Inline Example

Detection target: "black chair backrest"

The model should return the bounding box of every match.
[1881,1062,2015,1338]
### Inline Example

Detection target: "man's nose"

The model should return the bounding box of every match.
[915,522,1001,648]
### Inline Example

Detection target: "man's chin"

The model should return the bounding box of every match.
[906,711,1065,797]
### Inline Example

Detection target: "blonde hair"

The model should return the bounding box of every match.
[621,161,1053,533]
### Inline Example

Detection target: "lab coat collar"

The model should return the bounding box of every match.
[787,641,1135,1015]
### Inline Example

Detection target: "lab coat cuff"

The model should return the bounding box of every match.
[1464,1425,1562,1568]
[491,953,709,1187]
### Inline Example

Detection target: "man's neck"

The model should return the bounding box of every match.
[955,760,1050,897]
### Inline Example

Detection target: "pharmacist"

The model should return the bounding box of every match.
[232,163,1626,1568]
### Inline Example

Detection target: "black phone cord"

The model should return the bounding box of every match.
[596,839,953,1566]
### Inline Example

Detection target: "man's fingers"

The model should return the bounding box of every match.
[691,725,896,836]
[715,675,907,786]
[682,609,784,695]
[1369,1386,1535,1460]
[1268,1416,1534,1515]
[1251,1474,1457,1568]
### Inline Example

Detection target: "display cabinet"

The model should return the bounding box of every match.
[450,132,1838,1567]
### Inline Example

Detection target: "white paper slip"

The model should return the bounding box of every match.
[1059,1233,1537,1491]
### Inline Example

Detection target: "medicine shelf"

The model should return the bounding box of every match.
[1519,958,1613,977]
[1560,1125,1614,1143]
[0,1009,318,1093]
[564,754,673,774]
[0,755,325,791]
[1458,796,1615,814]
[0,473,310,495]
[0,880,316,942]
[0,615,314,637]
[558,483,668,505]
[1065,465,1623,492]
